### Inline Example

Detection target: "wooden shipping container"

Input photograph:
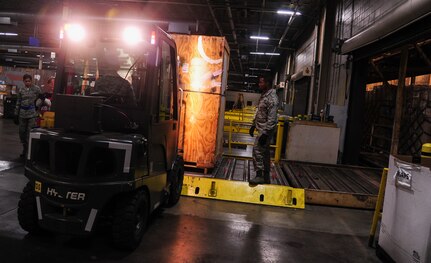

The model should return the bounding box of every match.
[172,34,229,169]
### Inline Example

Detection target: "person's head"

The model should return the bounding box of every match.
[23,74,32,88]
[258,75,272,92]
[98,48,121,74]
[46,77,55,92]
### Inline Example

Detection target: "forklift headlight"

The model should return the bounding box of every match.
[122,26,142,45]
[64,23,86,42]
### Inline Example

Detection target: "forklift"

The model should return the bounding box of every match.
[17,13,184,249]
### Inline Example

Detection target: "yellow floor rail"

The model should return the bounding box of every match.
[181,175,305,209]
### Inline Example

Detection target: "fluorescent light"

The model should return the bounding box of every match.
[277,10,301,16]
[249,68,271,72]
[0,32,18,36]
[250,36,269,40]
[265,52,280,56]
[250,52,280,56]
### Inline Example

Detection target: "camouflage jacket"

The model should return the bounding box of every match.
[15,85,41,118]
[94,75,136,106]
[253,88,279,135]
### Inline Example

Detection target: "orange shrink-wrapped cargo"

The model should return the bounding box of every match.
[172,34,229,169]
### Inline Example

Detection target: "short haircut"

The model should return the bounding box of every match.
[23,74,32,81]
[259,75,273,86]
[47,77,55,84]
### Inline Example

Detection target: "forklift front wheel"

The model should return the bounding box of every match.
[166,167,184,207]
[112,190,149,250]
[18,182,47,235]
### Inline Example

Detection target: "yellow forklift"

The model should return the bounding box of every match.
[17,10,184,249]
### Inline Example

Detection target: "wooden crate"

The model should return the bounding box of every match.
[172,34,229,169]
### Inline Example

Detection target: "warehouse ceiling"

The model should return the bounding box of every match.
[0,0,322,91]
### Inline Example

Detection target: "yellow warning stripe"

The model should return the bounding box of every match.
[181,175,305,209]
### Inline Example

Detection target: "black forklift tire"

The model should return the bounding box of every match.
[112,190,149,250]
[17,182,46,235]
[166,167,184,207]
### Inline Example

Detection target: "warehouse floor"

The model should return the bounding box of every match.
[0,118,382,263]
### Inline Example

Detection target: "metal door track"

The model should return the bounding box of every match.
[181,175,305,209]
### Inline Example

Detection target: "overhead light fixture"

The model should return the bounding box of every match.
[0,32,18,36]
[249,68,271,72]
[0,17,11,25]
[250,36,269,40]
[250,52,280,56]
[277,10,301,16]
[265,52,280,56]
[245,74,258,78]
[250,52,265,55]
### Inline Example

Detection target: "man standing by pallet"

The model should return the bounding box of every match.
[249,75,278,185]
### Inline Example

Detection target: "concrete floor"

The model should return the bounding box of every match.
[0,117,382,262]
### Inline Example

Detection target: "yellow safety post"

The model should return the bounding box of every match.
[224,121,255,134]
[273,117,285,163]
[228,119,233,153]
[368,168,388,247]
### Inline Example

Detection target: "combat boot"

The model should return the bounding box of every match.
[20,143,27,159]
[249,170,265,185]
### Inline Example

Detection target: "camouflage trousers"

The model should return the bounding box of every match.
[19,117,36,152]
[252,132,274,173]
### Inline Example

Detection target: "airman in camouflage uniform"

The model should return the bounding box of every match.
[93,50,136,106]
[249,76,278,185]
[94,74,136,106]
[15,74,41,158]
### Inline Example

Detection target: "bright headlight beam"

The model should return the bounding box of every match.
[123,26,143,45]
[65,24,85,42]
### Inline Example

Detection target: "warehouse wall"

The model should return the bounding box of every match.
[283,0,410,159]
[225,90,260,109]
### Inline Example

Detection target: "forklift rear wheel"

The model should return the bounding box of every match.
[112,190,149,250]
[18,182,46,235]
[166,167,184,207]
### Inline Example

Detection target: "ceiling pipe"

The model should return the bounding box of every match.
[0,44,58,53]
[205,0,223,36]
[251,0,266,70]
[0,12,197,28]
[225,0,243,73]
[206,0,238,73]
[105,0,292,13]
[205,0,238,73]
[277,6,300,48]
[260,4,301,70]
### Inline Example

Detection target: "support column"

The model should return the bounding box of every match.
[390,46,409,155]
